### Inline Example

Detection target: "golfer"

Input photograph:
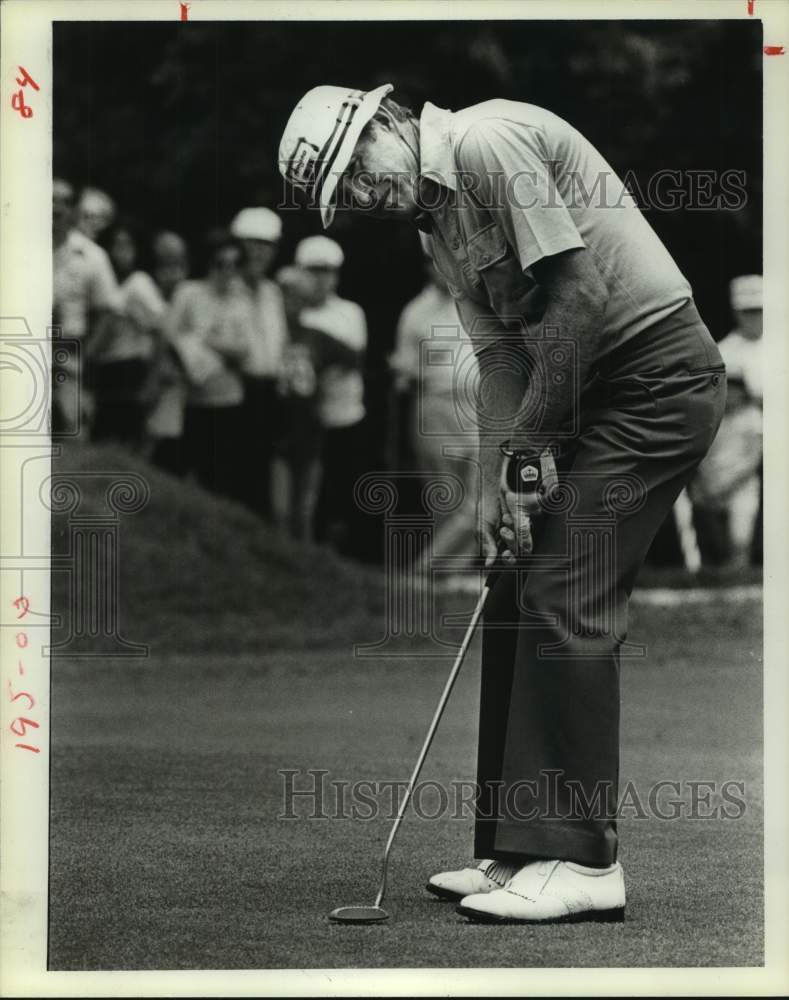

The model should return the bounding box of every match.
[279,85,726,923]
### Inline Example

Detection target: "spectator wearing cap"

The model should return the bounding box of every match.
[76,186,116,243]
[294,235,368,553]
[52,177,119,436]
[229,207,288,518]
[689,275,763,570]
[164,229,252,500]
[718,275,763,402]
[148,231,191,476]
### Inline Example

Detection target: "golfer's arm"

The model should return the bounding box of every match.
[455,298,530,491]
[508,247,608,450]
[459,248,607,486]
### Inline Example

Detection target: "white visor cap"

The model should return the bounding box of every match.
[729,274,762,311]
[230,207,282,242]
[294,235,345,269]
[279,83,394,228]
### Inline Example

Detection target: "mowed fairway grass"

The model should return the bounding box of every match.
[49,598,762,970]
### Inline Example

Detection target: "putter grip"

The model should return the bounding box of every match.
[486,453,545,588]
[505,452,544,494]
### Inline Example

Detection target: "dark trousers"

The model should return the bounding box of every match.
[92,402,147,451]
[182,404,243,502]
[150,436,189,479]
[475,300,726,866]
[90,359,154,451]
[315,421,366,553]
[236,375,279,519]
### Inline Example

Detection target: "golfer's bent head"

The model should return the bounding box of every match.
[278,84,423,227]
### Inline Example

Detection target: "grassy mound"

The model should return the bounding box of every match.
[49,442,761,659]
[51,443,386,655]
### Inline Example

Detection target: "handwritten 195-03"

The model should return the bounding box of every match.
[11,66,39,119]
[8,596,40,754]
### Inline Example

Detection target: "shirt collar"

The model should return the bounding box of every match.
[418,101,457,192]
[412,102,456,233]
[65,228,88,254]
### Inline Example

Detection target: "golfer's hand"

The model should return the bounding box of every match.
[498,450,559,559]
[478,482,505,569]
[499,484,540,557]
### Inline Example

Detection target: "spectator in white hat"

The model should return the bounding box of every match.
[690,274,763,570]
[293,234,368,553]
[719,274,762,402]
[229,206,288,518]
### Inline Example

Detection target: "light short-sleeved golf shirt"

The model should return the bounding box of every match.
[417,100,692,355]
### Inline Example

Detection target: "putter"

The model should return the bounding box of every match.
[329,452,545,925]
[329,560,504,925]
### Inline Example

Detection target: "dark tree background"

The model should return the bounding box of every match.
[54,18,762,561]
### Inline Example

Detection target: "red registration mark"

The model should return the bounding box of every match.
[8,597,40,753]
[11,66,40,119]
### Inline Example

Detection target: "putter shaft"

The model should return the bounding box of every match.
[373,582,492,909]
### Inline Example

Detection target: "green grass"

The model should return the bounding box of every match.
[49,596,763,969]
[47,443,763,968]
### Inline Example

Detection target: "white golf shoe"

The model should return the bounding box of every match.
[426,859,520,901]
[456,859,626,924]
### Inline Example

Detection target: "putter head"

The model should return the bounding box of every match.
[328,905,389,924]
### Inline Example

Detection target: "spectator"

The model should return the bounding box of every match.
[148,231,191,475]
[391,257,480,573]
[295,235,368,553]
[718,274,763,402]
[76,186,116,242]
[272,267,363,542]
[690,274,763,569]
[151,231,189,301]
[90,220,167,450]
[165,229,252,500]
[52,177,119,436]
[229,207,288,518]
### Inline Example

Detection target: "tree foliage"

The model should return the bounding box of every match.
[54,18,762,356]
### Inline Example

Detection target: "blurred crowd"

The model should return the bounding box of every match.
[52,179,762,572]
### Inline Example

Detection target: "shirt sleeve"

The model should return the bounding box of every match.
[164,282,194,340]
[87,245,120,311]
[454,118,585,272]
[391,302,422,381]
[313,328,359,371]
[261,280,288,368]
[352,302,368,355]
[124,272,167,330]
